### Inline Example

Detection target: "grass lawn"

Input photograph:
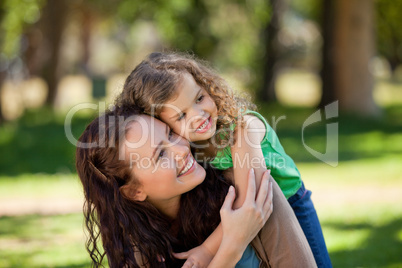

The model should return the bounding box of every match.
[0,213,90,268]
[1,81,402,267]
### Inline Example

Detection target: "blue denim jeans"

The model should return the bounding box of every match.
[288,182,332,268]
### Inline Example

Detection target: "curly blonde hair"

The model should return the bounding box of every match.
[118,52,255,150]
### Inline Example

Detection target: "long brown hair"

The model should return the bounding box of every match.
[118,52,255,149]
[76,104,230,267]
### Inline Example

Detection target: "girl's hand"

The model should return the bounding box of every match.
[173,244,213,268]
[218,169,273,263]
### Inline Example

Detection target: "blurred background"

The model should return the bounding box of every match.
[0,0,401,267]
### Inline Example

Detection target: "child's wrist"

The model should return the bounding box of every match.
[218,238,245,264]
[201,241,217,256]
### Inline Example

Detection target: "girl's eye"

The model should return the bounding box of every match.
[177,113,186,121]
[196,95,204,103]
[168,129,174,139]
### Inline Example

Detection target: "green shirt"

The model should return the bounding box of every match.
[210,110,301,199]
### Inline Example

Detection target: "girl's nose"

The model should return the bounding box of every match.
[189,107,206,126]
[196,106,205,117]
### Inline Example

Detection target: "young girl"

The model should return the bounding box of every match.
[119,52,331,267]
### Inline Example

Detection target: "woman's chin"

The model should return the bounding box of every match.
[180,163,206,187]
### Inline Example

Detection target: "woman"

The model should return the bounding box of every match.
[76,104,315,267]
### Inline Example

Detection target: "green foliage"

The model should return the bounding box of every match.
[290,0,321,23]
[90,0,271,87]
[376,0,402,70]
[0,0,45,58]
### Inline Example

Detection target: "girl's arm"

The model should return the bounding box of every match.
[173,226,221,267]
[174,169,273,268]
[231,115,267,209]
[208,170,272,267]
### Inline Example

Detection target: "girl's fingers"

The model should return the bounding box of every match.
[181,260,193,268]
[173,251,190,260]
[255,170,270,207]
[245,168,257,204]
[157,255,165,262]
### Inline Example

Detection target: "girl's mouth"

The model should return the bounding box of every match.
[195,116,212,133]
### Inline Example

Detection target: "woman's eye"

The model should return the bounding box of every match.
[158,149,165,160]
[168,129,174,139]
[196,95,204,103]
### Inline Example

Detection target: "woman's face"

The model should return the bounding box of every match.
[122,115,206,211]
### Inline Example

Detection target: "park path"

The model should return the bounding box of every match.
[0,196,83,216]
[1,184,401,216]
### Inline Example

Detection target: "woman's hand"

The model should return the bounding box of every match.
[209,169,273,267]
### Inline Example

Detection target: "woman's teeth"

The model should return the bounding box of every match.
[179,157,194,176]
[197,118,209,131]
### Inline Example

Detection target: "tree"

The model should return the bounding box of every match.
[0,70,4,123]
[376,0,402,75]
[34,0,69,106]
[259,0,287,102]
[318,0,336,108]
[0,2,4,124]
[319,0,380,116]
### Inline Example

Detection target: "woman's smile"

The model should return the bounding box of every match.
[178,154,196,177]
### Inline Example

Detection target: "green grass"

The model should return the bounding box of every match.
[0,213,90,268]
[1,101,402,267]
[0,107,92,176]
[323,207,402,268]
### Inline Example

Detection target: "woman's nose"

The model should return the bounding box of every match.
[171,137,190,161]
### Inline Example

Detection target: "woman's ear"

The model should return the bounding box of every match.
[120,184,147,201]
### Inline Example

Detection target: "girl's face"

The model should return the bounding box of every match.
[123,115,206,212]
[159,72,218,142]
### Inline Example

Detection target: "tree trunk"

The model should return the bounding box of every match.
[37,0,69,106]
[80,4,93,73]
[318,0,336,108]
[321,0,379,116]
[259,0,286,102]
[0,72,4,124]
[0,1,5,123]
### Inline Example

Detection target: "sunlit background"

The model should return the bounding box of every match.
[0,0,401,267]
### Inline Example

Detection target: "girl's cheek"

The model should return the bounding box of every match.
[179,122,187,134]
[172,124,186,138]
